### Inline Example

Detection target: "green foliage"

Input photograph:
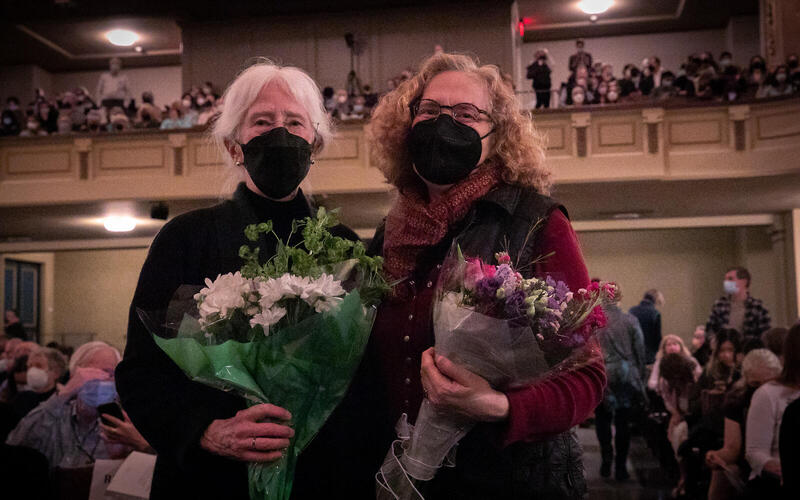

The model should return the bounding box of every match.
[240,206,389,305]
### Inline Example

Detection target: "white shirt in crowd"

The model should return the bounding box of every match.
[745,381,800,479]
[95,72,131,102]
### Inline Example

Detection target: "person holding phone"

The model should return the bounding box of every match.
[6,341,152,469]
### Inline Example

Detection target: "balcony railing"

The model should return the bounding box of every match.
[2,97,799,206]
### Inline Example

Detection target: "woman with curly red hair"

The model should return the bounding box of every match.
[360,52,607,499]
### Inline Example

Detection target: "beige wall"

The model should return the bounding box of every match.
[53,248,147,352]
[0,65,51,104]
[578,225,785,344]
[180,3,514,93]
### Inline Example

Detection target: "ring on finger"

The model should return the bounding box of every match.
[251,437,257,451]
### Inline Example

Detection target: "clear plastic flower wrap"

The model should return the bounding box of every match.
[376,244,614,499]
[137,208,387,500]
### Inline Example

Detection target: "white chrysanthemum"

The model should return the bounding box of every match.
[249,306,287,332]
[301,274,345,305]
[195,272,252,322]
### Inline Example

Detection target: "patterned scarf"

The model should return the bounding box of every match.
[383,162,503,282]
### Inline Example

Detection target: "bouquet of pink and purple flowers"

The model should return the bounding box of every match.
[377,245,616,499]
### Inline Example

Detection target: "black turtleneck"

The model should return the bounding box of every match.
[116,183,358,500]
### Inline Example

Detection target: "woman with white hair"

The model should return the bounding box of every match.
[115,60,358,499]
[705,348,782,499]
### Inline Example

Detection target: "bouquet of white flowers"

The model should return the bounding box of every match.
[139,207,387,500]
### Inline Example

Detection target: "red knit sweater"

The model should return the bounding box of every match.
[370,209,606,447]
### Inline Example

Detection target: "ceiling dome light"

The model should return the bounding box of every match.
[103,215,137,232]
[578,0,614,15]
[105,29,139,47]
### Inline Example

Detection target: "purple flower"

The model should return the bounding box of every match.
[504,290,527,318]
[475,276,503,302]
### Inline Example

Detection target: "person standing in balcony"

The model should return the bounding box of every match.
[706,267,770,340]
[527,49,553,109]
[568,39,593,74]
[95,57,131,111]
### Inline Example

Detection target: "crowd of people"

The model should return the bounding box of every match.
[527,39,800,108]
[0,60,225,137]
[0,56,390,139]
[0,329,152,499]
[596,266,800,499]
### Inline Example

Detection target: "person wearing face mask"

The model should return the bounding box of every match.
[617,64,640,98]
[704,348,781,500]
[706,267,770,340]
[116,60,359,500]
[6,348,67,425]
[652,71,678,100]
[759,64,794,98]
[365,52,605,499]
[0,97,23,136]
[526,49,553,109]
[5,342,150,473]
[570,85,587,106]
[606,81,620,104]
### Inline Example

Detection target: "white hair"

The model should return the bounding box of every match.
[741,348,782,383]
[69,341,122,373]
[211,58,332,192]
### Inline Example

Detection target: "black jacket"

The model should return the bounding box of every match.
[116,184,358,500]
[629,298,662,364]
[527,61,552,91]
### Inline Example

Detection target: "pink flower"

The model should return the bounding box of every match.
[495,251,511,265]
[464,259,485,289]
[482,264,497,279]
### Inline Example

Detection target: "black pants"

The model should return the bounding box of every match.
[535,90,551,108]
[595,405,631,469]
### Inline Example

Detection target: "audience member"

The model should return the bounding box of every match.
[95,57,131,110]
[706,267,770,339]
[5,341,151,470]
[595,292,647,481]
[629,289,663,364]
[527,49,553,109]
[648,335,702,392]
[657,352,697,497]
[3,310,25,339]
[568,39,593,73]
[692,325,713,367]
[9,347,68,422]
[1,96,23,136]
[745,324,800,495]
[705,348,782,500]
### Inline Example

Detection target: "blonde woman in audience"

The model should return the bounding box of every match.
[648,334,703,391]
[705,348,782,499]
[745,324,800,495]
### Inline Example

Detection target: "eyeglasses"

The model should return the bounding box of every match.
[410,99,492,124]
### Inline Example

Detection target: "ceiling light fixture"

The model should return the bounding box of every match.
[578,0,614,15]
[105,29,139,47]
[103,215,137,232]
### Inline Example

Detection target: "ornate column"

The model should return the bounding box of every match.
[73,138,92,180]
[728,105,751,152]
[570,112,591,158]
[641,108,664,155]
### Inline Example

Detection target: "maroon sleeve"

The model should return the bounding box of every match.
[500,209,606,446]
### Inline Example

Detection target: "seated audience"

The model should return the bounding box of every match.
[705,348,782,500]
[657,353,697,497]
[745,324,800,495]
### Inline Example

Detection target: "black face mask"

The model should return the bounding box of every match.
[409,115,492,186]
[240,127,312,199]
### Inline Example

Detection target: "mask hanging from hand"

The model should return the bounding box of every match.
[240,127,312,199]
[408,115,492,186]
